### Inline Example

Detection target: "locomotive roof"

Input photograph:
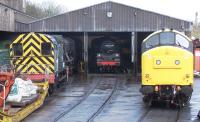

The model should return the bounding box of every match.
[142,29,192,43]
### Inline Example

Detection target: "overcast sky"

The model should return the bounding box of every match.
[28,0,200,22]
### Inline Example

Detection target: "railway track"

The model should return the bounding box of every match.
[175,108,180,122]
[23,77,200,122]
[54,76,101,122]
[138,107,151,122]
[138,104,181,122]
[55,75,119,122]
[87,77,118,122]
[23,75,97,122]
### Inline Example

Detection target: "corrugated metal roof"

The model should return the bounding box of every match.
[15,21,29,32]
[17,1,192,32]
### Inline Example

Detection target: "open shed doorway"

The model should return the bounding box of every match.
[61,32,84,74]
[88,32,132,74]
[135,32,153,76]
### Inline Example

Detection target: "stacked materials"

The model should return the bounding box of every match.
[6,78,38,104]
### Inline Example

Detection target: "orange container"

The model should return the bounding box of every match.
[195,48,200,72]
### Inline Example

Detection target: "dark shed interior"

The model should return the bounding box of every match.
[88,32,132,73]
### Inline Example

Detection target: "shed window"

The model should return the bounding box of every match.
[13,43,23,56]
[41,43,51,55]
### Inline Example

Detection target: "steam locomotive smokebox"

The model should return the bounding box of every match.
[88,32,132,73]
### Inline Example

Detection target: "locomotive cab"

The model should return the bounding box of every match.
[141,31,193,52]
[140,29,193,106]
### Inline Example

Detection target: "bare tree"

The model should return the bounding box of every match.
[192,25,200,39]
[192,12,200,39]
[25,0,67,18]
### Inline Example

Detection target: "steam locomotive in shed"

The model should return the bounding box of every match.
[140,29,193,107]
[96,39,120,72]
[10,32,76,93]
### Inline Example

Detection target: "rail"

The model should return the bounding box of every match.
[54,76,119,122]
[87,77,118,122]
[54,77,101,122]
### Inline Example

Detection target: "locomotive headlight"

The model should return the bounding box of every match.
[156,60,161,65]
[175,60,180,65]
[115,53,119,57]
[177,86,181,91]
[155,86,159,92]
[97,54,101,57]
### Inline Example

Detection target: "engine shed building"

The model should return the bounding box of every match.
[15,1,192,75]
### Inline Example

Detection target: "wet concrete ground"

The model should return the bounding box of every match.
[23,75,200,122]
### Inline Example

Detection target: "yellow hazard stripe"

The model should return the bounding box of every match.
[16,57,30,72]
[15,56,54,72]
[23,47,40,57]
[41,57,54,69]
[21,33,33,43]
[29,67,38,74]
[13,34,25,43]
[20,64,29,73]
[10,51,13,56]
[48,57,54,63]
[11,32,56,74]
[52,43,55,48]
[40,34,51,42]
[32,33,44,43]
[34,58,44,66]
[29,61,44,73]
[23,38,40,51]
[15,58,23,65]
[20,61,43,74]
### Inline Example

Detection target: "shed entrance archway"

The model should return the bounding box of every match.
[88,32,132,74]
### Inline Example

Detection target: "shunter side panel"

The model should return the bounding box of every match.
[10,33,55,75]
